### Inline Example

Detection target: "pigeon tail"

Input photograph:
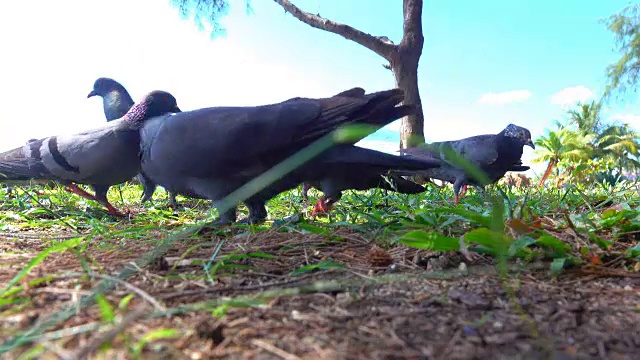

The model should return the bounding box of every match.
[305,89,417,144]
[319,145,442,171]
[0,141,51,182]
[508,165,530,172]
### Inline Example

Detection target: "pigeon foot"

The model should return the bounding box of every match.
[459,185,468,198]
[103,203,127,217]
[311,197,334,216]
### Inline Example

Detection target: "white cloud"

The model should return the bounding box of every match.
[609,113,640,130]
[550,86,594,106]
[477,90,532,105]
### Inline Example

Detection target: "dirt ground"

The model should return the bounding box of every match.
[1,227,639,359]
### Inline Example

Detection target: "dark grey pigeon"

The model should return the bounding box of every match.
[140,88,442,225]
[0,91,181,215]
[299,145,436,215]
[400,124,534,202]
[88,77,174,206]
[298,87,427,214]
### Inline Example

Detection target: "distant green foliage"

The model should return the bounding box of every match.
[533,100,640,188]
[169,0,252,37]
[604,4,640,100]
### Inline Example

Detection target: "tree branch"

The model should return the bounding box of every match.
[272,0,397,60]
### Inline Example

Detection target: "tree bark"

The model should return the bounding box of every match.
[395,0,425,149]
[538,160,557,188]
[272,0,426,149]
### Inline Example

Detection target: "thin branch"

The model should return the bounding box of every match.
[272,0,397,60]
[59,273,166,312]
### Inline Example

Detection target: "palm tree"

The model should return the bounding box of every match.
[596,123,640,171]
[567,101,603,138]
[532,126,593,187]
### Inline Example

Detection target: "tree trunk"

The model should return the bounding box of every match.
[271,0,426,150]
[392,53,424,149]
[395,0,425,149]
[538,160,557,188]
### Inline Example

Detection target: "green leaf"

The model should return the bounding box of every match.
[133,328,181,358]
[626,243,640,258]
[588,233,613,250]
[118,294,135,311]
[464,228,512,256]
[333,124,380,143]
[291,259,345,276]
[0,297,29,307]
[433,208,492,227]
[536,235,570,256]
[599,209,625,228]
[550,257,567,276]
[211,304,229,318]
[398,230,460,251]
[295,223,329,235]
[490,196,506,233]
[95,294,115,324]
[508,236,537,257]
[246,252,277,259]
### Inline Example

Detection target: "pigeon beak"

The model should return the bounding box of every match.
[526,139,535,149]
[87,90,98,98]
[173,106,182,113]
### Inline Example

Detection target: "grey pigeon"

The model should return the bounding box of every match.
[399,124,534,202]
[300,145,435,215]
[139,88,442,225]
[300,87,428,214]
[88,77,175,206]
[0,91,181,215]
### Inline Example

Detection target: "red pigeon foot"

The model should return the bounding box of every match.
[311,197,333,215]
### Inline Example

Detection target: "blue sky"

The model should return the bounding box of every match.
[0,0,638,177]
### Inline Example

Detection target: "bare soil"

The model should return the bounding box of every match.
[1,227,639,359]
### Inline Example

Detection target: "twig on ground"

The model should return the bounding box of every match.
[58,272,166,312]
[251,339,301,360]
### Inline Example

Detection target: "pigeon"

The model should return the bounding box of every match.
[299,145,435,215]
[399,124,534,202]
[0,90,181,215]
[88,77,175,206]
[87,77,135,121]
[298,87,430,214]
[139,88,442,225]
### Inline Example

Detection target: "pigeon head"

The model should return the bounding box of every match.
[123,90,181,126]
[503,124,535,149]
[88,77,126,98]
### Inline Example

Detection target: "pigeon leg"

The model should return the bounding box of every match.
[459,185,468,198]
[301,183,311,201]
[452,179,465,204]
[93,185,126,217]
[211,204,237,226]
[167,192,178,209]
[246,200,268,224]
[65,183,99,202]
[137,173,157,203]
